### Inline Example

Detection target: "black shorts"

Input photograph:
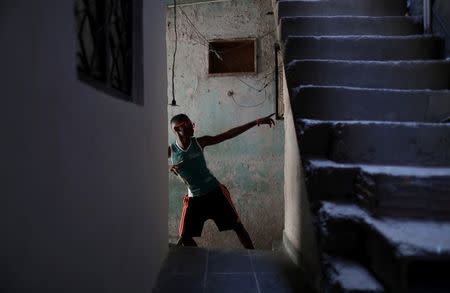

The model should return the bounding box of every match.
[179,184,241,238]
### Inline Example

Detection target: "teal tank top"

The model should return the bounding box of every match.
[170,137,220,197]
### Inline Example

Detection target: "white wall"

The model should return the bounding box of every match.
[1,1,167,292]
[282,71,322,292]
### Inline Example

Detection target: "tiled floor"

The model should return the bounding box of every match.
[153,247,313,293]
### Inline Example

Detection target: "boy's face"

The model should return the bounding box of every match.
[172,118,195,139]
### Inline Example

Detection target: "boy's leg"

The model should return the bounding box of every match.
[178,195,205,247]
[214,185,255,249]
[177,236,198,247]
[234,223,255,249]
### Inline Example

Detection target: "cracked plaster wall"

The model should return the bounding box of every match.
[166,0,284,249]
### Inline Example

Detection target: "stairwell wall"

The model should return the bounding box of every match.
[268,0,322,289]
[1,1,168,292]
[282,72,323,292]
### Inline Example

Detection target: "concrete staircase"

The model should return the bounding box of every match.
[276,0,450,292]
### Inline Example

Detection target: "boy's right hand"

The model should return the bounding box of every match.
[169,160,184,176]
[256,113,276,128]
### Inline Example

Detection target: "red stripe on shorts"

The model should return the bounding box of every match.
[178,195,190,237]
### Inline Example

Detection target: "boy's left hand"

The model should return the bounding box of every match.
[256,114,275,128]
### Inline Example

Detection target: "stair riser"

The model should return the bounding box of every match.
[318,216,366,258]
[366,232,408,293]
[280,17,422,40]
[286,60,450,90]
[305,160,450,219]
[376,207,450,221]
[330,124,450,166]
[298,122,450,166]
[356,174,450,220]
[285,37,444,63]
[292,87,450,123]
[361,175,450,200]
[304,163,357,202]
[368,234,450,292]
[278,0,406,18]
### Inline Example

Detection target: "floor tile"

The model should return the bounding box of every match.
[153,247,308,293]
[208,249,252,273]
[160,247,208,274]
[205,273,258,293]
[257,272,312,293]
[258,272,299,293]
[250,250,288,273]
[153,273,204,293]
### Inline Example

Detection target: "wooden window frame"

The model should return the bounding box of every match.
[207,38,257,77]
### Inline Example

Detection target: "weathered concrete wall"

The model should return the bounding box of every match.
[165,0,230,6]
[408,0,450,57]
[166,0,284,249]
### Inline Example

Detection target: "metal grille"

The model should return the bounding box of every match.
[107,0,132,94]
[75,0,133,98]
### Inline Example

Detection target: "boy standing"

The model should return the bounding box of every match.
[168,113,275,248]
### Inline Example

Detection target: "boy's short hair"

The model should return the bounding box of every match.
[170,113,190,125]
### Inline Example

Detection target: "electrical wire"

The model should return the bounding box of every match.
[230,87,269,108]
[175,6,278,106]
[170,0,178,106]
[179,7,276,53]
[232,74,274,92]
[178,7,277,67]
[179,7,210,45]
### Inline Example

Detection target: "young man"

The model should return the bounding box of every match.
[168,113,275,248]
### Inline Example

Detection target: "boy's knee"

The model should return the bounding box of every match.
[233,222,245,232]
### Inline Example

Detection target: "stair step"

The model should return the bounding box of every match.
[318,207,365,257]
[319,202,450,293]
[284,35,444,63]
[355,168,450,220]
[318,201,450,258]
[285,60,450,90]
[277,0,406,19]
[303,158,357,202]
[323,255,385,293]
[297,120,450,166]
[291,86,450,123]
[280,16,422,40]
[304,159,450,220]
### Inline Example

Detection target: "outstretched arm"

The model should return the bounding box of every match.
[197,113,275,148]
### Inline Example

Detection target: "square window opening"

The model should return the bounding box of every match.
[208,39,257,76]
[75,0,143,104]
